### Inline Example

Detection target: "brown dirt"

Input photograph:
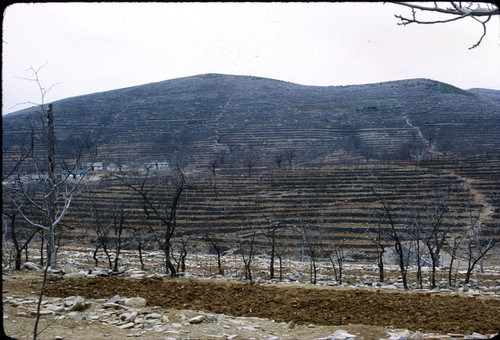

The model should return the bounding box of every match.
[34,275,500,335]
[3,270,500,339]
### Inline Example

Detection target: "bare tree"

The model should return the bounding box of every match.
[373,189,410,289]
[6,102,89,270]
[3,65,93,340]
[117,166,188,277]
[446,233,464,286]
[2,212,39,270]
[206,158,220,196]
[370,213,389,283]
[298,222,321,285]
[462,206,497,284]
[85,186,128,271]
[245,155,257,177]
[236,227,257,282]
[262,215,287,280]
[391,2,499,49]
[419,195,452,289]
[205,233,225,276]
[132,227,148,271]
[409,215,424,289]
[111,204,127,272]
[284,149,296,169]
[171,232,191,273]
[85,187,112,268]
[274,153,284,169]
[321,238,347,285]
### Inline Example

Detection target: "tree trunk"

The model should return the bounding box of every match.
[310,252,317,284]
[15,252,22,271]
[93,244,101,267]
[430,254,437,289]
[165,242,177,277]
[378,245,385,282]
[102,244,112,269]
[47,103,57,269]
[448,255,455,286]
[180,246,187,273]
[337,258,343,285]
[395,241,408,289]
[39,231,44,267]
[278,254,283,281]
[113,206,124,272]
[137,242,145,270]
[216,248,224,276]
[269,230,275,279]
[9,213,22,270]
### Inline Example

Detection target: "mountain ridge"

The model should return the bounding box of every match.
[3,74,499,170]
[4,74,485,116]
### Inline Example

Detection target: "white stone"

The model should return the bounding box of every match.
[22,262,41,271]
[64,263,74,274]
[409,331,424,339]
[124,297,146,308]
[188,315,207,324]
[387,329,411,340]
[118,322,135,329]
[30,310,53,316]
[70,296,88,311]
[126,311,138,322]
[66,272,85,279]
[331,329,358,340]
[45,304,65,313]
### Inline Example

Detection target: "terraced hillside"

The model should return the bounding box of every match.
[58,156,499,261]
[3,75,499,266]
[3,74,500,171]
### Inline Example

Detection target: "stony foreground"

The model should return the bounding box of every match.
[2,270,499,340]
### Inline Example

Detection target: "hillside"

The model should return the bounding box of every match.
[3,74,500,171]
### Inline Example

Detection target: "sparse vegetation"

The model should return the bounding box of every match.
[2,75,499,339]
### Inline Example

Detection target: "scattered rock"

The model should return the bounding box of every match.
[22,262,41,271]
[388,329,411,340]
[124,297,146,308]
[126,311,138,322]
[409,330,424,339]
[45,304,65,313]
[117,322,135,329]
[465,332,487,339]
[29,310,52,316]
[189,315,207,324]
[67,311,86,321]
[64,263,74,274]
[70,296,89,311]
[331,329,358,340]
[65,272,85,279]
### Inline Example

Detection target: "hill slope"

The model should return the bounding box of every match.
[3,74,500,170]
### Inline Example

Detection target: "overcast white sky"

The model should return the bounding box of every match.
[2,2,500,115]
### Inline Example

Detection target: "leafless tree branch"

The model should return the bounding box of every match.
[391,2,499,49]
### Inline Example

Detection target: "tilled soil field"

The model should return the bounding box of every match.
[40,275,500,335]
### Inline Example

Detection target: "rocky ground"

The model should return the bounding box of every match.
[2,247,500,339]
